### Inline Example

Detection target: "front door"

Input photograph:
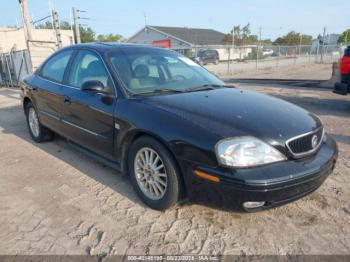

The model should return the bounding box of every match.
[61,49,116,160]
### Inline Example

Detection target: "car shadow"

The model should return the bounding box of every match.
[0,102,147,208]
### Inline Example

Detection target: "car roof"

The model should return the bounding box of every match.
[60,42,171,55]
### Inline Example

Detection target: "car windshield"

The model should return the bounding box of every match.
[106,47,224,95]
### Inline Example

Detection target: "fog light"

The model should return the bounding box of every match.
[243,201,265,209]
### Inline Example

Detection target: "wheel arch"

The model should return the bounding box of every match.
[23,96,32,112]
[120,130,187,198]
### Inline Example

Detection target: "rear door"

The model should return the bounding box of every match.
[61,49,116,159]
[31,50,73,132]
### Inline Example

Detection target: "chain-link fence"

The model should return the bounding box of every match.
[188,44,344,75]
[0,50,32,88]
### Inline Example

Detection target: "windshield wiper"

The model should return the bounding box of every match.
[153,88,184,93]
[132,88,184,96]
[184,84,226,93]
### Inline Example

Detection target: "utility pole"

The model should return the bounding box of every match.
[18,0,33,44]
[48,0,53,12]
[18,0,33,70]
[52,9,62,49]
[72,7,81,44]
[299,34,303,56]
[144,12,147,27]
[231,26,234,65]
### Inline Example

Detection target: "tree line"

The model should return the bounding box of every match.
[35,21,125,43]
[223,23,313,46]
[36,21,350,46]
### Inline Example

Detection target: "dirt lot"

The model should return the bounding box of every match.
[206,61,334,80]
[0,82,350,256]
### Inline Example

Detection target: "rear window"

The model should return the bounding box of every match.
[40,50,73,83]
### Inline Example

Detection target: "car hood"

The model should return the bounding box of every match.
[140,88,322,146]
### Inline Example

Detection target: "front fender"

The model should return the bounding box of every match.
[114,98,222,169]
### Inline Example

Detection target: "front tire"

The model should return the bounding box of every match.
[128,136,182,210]
[25,102,54,143]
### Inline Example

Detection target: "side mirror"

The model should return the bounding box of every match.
[81,80,105,93]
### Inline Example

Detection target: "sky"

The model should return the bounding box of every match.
[1,0,349,40]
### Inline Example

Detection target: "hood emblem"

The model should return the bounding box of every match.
[311,135,318,148]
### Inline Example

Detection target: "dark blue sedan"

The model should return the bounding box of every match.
[21,43,338,211]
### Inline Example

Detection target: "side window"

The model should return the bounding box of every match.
[68,50,113,93]
[40,50,72,83]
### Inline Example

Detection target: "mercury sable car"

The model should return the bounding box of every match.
[21,43,338,211]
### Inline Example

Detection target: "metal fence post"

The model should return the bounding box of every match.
[5,54,13,87]
[227,47,230,75]
[309,45,312,64]
[255,46,258,70]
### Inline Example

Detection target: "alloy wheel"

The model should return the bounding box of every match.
[28,107,40,138]
[134,147,168,200]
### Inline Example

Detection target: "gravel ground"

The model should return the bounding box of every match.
[205,61,334,80]
[0,83,350,256]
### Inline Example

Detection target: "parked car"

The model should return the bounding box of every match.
[21,43,338,211]
[262,48,274,56]
[334,45,350,95]
[191,49,219,65]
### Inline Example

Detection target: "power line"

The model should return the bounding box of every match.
[31,15,52,25]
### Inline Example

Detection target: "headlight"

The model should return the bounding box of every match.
[215,137,286,168]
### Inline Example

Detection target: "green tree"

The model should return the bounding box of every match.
[35,20,71,30]
[79,26,95,43]
[274,31,312,45]
[35,20,125,44]
[338,29,350,45]
[223,24,259,45]
[96,33,125,42]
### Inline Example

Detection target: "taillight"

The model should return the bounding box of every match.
[341,56,350,75]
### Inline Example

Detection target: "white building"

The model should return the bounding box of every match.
[128,25,252,61]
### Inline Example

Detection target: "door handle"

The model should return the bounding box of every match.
[64,96,71,105]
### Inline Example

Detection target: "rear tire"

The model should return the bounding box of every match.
[25,102,54,143]
[214,59,219,65]
[128,136,182,210]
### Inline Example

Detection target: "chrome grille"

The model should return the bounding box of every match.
[286,127,324,158]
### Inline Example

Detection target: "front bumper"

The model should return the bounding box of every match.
[179,135,338,211]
